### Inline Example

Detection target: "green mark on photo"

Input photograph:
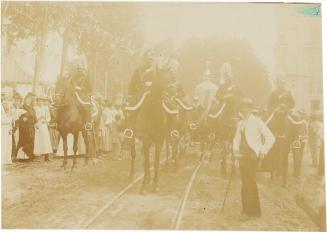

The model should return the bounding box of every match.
[297,4,321,17]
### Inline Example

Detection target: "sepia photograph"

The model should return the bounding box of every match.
[1,1,326,230]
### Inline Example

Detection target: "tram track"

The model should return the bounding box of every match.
[84,156,168,228]
[171,159,203,229]
[85,148,205,229]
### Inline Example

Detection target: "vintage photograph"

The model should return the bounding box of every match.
[1,1,325,230]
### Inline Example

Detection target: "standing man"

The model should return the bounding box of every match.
[233,98,275,220]
[266,76,295,185]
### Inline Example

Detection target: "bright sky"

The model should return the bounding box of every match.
[10,3,311,83]
[141,3,278,73]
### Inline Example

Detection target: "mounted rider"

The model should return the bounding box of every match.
[267,76,295,118]
[215,62,240,124]
[65,62,97,125]
[213,62,241,174]
[265,76,295,185]
[128,50,157,101]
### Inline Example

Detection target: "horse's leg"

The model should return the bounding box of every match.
[165,137,170,166]
[82,130,89,165]
[62,134,68,170]
[208,140,215,163]
[220,141,227,175]
[129,138,136,180]
[71,132,79,171]
[172,140,178,168]
[152,141,162,192]
[141,140,151,194]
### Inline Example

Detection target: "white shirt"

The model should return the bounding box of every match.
[233,114,275,156]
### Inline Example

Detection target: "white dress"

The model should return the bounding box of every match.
[33,105,53,155]
[1,104,12,165]
[56,132,86,156]
[99,107,114,152]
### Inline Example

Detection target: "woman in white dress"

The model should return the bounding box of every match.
[33,97,53,161]
[99,101,113,153]
[2,101,13,166]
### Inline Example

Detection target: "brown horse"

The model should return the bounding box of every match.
[163,95,193,167]
[54,77,100,170]
[206,93,240,172]
[123,65,173,193]
[263,106,305,186]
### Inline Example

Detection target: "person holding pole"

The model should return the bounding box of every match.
[233,97,275,221]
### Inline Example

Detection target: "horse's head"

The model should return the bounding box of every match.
[54,77,76,107]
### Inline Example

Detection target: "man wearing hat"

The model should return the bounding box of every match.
[233,97,275,220]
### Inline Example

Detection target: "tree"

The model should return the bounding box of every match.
[179,36,271,106]
[3,2,144,96]
[3,2,67,91]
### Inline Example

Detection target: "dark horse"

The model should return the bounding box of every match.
[54,77,100,170]
[123,65,173,193]
[206,92,240,172]
[163,84,193,167]
[263,106,305,186]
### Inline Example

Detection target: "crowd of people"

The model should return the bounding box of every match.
[1,86,128,168]
[1,56,325,227]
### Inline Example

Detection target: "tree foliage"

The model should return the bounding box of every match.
[3,2,144,94]
[178,36,271,106]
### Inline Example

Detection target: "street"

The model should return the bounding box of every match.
[2,145,320,230]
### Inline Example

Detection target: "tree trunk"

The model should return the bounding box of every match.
[33,31,46,93]
[32,8,48,94]
[93,51,97,92]
[60,29,70,78]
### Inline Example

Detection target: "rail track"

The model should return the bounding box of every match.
[84,149,206,229]
[171,159,203,229]
[84,157,168,228]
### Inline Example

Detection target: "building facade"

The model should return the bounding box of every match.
[274,4,322,114]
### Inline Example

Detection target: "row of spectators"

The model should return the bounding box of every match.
[1,87,126,169]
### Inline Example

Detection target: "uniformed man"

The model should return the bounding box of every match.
[128,50,156,99]
[215,63,241,174]
[267,77,295,114]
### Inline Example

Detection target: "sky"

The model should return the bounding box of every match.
[141,3,278,73]
[6,3,314,83]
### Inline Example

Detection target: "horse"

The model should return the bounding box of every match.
[123,64,173,193]
[263,105,305,186]
[162,94,193,168]
[204,92,240,172]
[54,77,100,170]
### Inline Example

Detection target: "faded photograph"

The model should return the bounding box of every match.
[1,1,325,230]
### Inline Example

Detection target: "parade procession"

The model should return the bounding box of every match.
[1,1,326,231]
